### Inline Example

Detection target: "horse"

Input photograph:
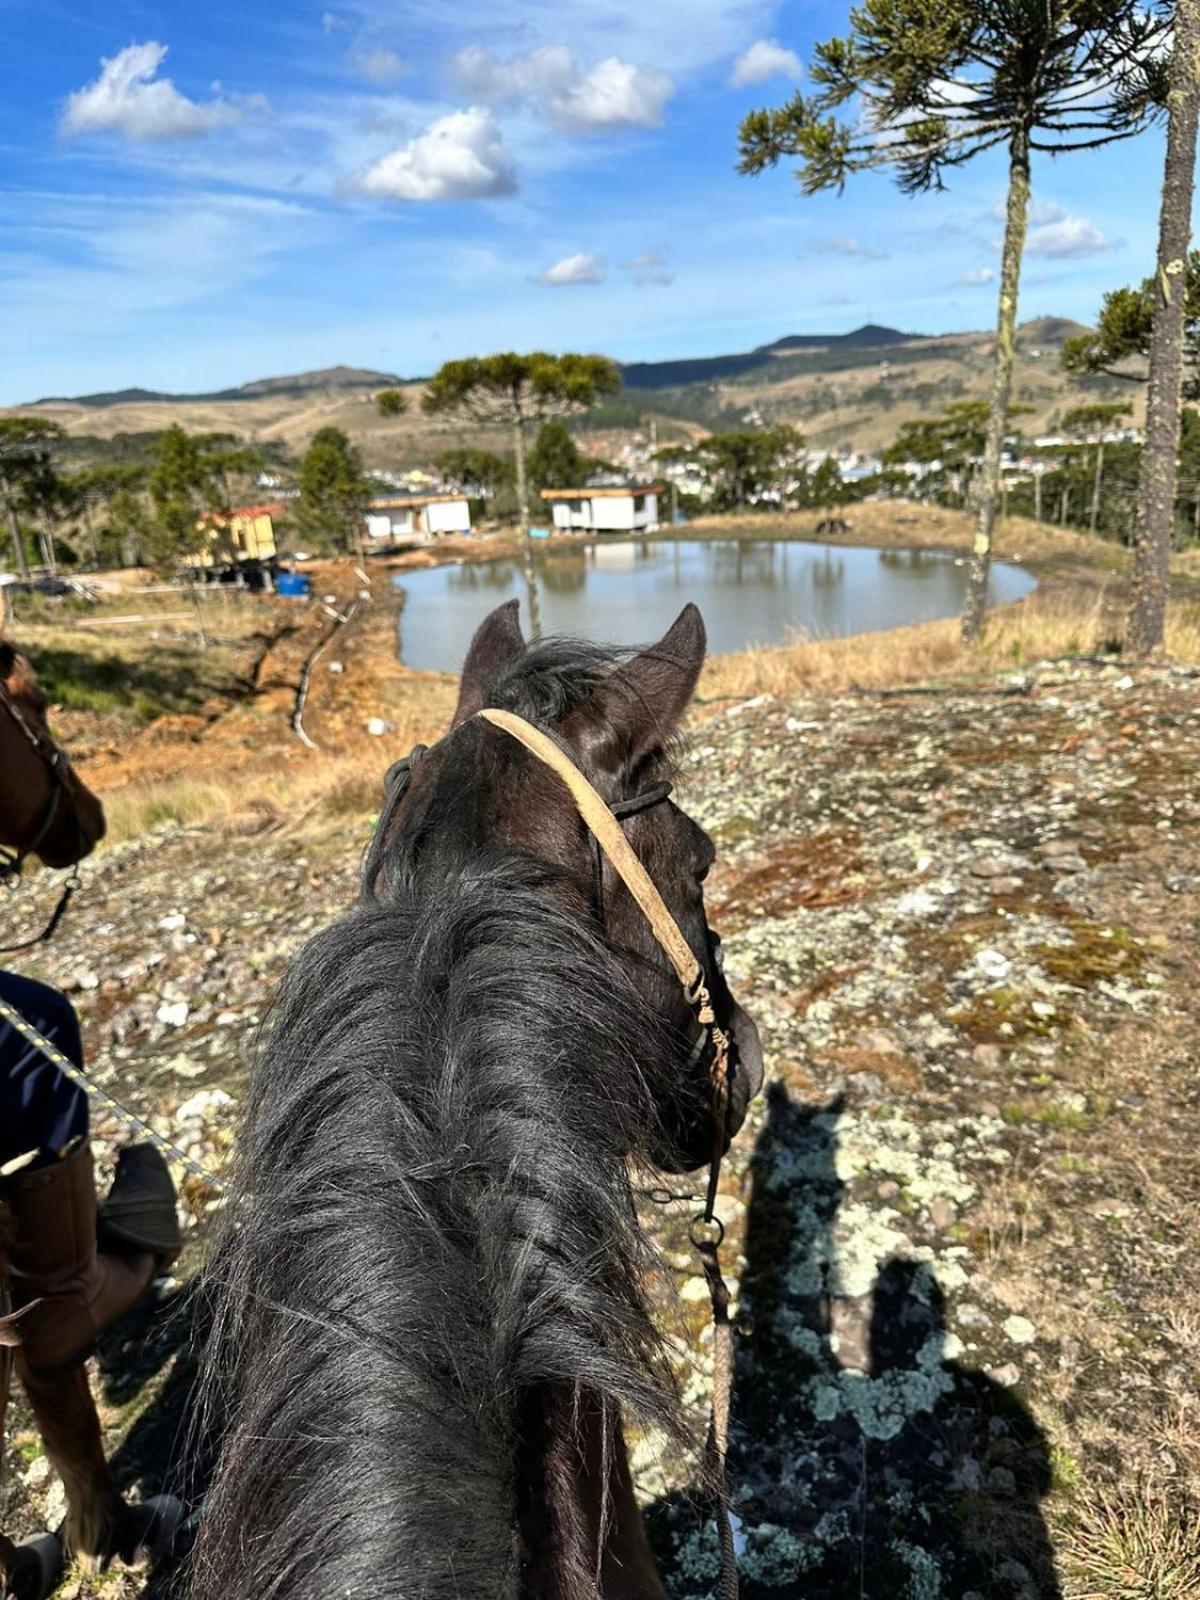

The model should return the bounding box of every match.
[0,638,170,1600]
[190,600,764,1600]
[0,641,105,882]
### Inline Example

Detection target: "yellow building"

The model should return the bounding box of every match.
[191,504,281,567]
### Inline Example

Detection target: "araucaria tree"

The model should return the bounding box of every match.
[422,353,620,635]
[737,0,1169,642]
[1125,0,1200,656]
[1061,252,1200,397]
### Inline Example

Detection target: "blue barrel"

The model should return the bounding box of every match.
[277,572,311,598]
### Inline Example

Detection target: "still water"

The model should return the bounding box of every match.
[393,538,1036,671]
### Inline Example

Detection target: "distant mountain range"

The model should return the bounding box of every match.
[11,316,1116,461]
[23,322,1092,410]
[32,365,404,410]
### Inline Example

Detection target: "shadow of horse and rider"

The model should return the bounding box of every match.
[648,1083,1062,1600]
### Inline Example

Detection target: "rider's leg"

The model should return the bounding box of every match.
[0,972,175,1370]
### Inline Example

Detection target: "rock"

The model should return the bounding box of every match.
[1035,838,1083,860]
[844,1072,883,1100]
[973,1043,1003,1069]
[1048,854,1088,874]
[929,1196,956,1231]
[987,1363,1022,1389]
[175,1088,235,1125]
[1003,1314,1037,1346]
[366,717,394,736]
[155,999,190,1029]
[973,948,1012,982]
[157,912,186,932]
[971,854,1028,879]
[856,1028,901,1055]
[66,968,99,992]
[986,876,1023,895]
[328,660,344,674]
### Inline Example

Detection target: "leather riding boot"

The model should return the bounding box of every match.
[3,1143,158,1371]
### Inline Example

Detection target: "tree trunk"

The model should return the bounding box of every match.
[513,418,542,638]
[4,503,30,582]
[1090,442,1105,536]
[962,128,1031,643]
[1034,469,1043,523]
[1126,0,1200,656]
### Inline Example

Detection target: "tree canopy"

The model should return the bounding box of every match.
[297,427,369,555]
[1062,253,1200,399]
[737,1,1168,196]
[421,353,620,431]
[526,421,592,493]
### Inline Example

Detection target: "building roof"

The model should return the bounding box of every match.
[539,483,664,500]
[209,503,284,523]
[369,494,468,509]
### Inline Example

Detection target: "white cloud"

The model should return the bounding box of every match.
[620,249,674,286]
[61,42,243,141]
[533,252,606,285]
[322,11,348,32]
[1026,214,1109,259]
[730,39,802,88]
[454,45,674,131]
[354,107,517,202]
[813,235,888,262]
[959,266,996,286]
[349,44,406,82]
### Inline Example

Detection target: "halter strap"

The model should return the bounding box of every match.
[477,708,703,997]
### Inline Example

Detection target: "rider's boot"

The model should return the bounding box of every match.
[1,1141,180,1371]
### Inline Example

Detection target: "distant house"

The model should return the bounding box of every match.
[190,504,281,567]
[365,494,472,542]
[540,483,663,535]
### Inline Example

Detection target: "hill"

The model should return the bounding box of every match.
[2,316,1134,465]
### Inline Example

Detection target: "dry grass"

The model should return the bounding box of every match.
[98,749,391,846]
[1061,1488,1200,1600]
[697,591,1200,702]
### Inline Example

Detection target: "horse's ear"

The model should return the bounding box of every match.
[588,603,706,767]
[452,600,525,726]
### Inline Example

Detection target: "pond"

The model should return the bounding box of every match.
[392,538,1036,671]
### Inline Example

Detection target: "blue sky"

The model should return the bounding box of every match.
[0,0,1186,403]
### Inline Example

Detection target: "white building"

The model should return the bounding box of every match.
[540,484,663,535]
[365,494,472,542]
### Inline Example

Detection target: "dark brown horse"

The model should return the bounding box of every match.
[0,642,105,879]
[0,639,164,1600]
[192,602,763,1600]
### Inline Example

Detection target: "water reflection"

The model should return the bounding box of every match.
[393,538,1035,671]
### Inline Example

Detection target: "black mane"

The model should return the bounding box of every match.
[191,638,689,1600]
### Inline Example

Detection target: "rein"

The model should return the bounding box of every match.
[0,677,83,953]
[476,710,741,1599]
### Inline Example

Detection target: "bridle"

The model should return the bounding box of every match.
[368,707,742,1599]
[0,675,84,952]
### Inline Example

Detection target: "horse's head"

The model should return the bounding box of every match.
[0,642,106,871]
[377,599,763,1170]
